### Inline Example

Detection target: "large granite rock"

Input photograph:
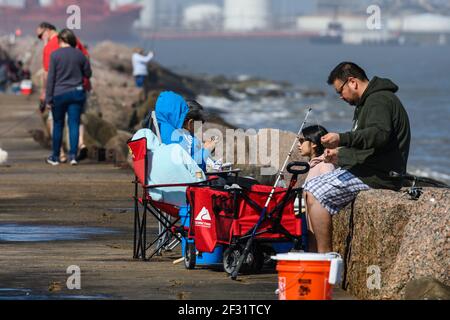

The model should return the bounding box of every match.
[404,277,450,300]
[104,130,133,164]
[90,41,134,74]
[218,128,307,184]
[0,36,43,78]
[86,65,139,130]
[333,187,449,300]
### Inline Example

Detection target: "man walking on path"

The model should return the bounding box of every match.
[304,62,411,253]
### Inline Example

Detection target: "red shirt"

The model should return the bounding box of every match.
[43,34,91,91]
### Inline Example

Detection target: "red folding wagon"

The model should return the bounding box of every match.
[185,162,310,276]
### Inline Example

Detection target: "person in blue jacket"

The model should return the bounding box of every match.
[154,91,216,171]
[131,128,206,206]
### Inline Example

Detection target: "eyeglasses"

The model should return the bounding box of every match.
[37,30,45,40]
[336,78,350,95]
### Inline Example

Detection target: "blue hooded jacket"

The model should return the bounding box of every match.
[131,129,205,206]
[154,91,209,171]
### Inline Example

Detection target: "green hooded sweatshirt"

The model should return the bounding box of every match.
[338,77,411,190]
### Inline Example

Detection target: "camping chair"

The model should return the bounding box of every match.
[128,136,215,261]
[149,111,176,253]
[148,111,242,253]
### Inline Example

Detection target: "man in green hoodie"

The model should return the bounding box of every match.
[304,62,411,253]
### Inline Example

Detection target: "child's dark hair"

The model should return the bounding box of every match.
[301,125,329,156]
[184,99,206,124]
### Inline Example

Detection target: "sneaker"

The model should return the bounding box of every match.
[46,156,59,166]
[68,154,78,165]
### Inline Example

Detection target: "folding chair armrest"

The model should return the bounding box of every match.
[143,178,218,189]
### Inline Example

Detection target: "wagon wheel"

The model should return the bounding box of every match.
[250,245,265,273]
[184,242,196,270]
[223,245,244,275]
[223,244,262,275]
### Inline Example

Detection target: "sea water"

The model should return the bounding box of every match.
[139,38,450,183]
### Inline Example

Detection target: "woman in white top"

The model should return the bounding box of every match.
[131,47,154,88]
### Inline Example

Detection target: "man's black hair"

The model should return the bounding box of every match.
[327,62,369,85]
[39,22,56,31]
[301,125,329,156]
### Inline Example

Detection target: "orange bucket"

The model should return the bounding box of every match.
[272,252,343,300]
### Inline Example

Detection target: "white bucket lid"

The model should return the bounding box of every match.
[271,252,341,261]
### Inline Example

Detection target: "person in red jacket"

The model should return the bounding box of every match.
[36,22,90,162]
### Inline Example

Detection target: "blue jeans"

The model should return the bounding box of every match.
[52,89,86,160]
[135,75,146,88]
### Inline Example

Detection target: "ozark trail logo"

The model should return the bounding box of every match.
[195,207,211,221]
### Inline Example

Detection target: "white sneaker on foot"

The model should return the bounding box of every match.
[46,156,59,166]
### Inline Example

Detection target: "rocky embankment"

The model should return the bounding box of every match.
[1,38,448,300]
[333,188,449,300]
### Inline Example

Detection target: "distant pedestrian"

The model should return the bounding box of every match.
[0,60,8,93]
[45,29,92,166]
[132,47,154,91]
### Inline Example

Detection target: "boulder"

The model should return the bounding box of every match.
[404,277,450,300]
[83,113,117,146]
[226,128,307,184]
[90,41,134,74]
[128,90,162,130]
[332,187,449,300]
[104,130,133,164]
[86,65,139,130]
[0,36,43,77]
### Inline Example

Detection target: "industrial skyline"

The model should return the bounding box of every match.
[1,0,450,41]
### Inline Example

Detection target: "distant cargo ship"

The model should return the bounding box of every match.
[0,0,141,42]
[310,21,343,44]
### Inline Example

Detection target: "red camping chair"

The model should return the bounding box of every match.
[127,137,214,260]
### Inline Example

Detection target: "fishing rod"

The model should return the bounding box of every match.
[231,107,313,280]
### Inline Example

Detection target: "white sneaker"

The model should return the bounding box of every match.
[46,156,59,166]
[70,159,78,166]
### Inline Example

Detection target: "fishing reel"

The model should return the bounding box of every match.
[389,171,423,200]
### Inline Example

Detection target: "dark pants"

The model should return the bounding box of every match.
[134,75,146,88]
[52,89,86,160]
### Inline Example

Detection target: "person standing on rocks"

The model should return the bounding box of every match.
[304,62,411,253]
[36,22,90,162]
[45,29,92,166]
[132,47,154,98]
